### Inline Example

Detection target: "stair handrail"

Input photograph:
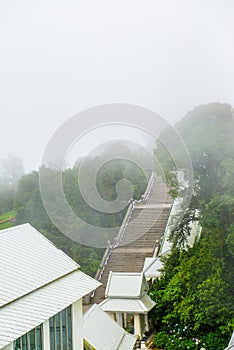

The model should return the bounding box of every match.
[91,198,135,299]
[91,172,156,298]
[157,198,175,256]
[90,240,113,299]
[113,172,155,248]
[135,172,155,204]
[112,200,135,248]
[94,240,112,281]
[143,172,155,201]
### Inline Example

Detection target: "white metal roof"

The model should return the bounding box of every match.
[99,294,155,314]
[0,270,100,349]
[224,332,234,350]
[143,257,163,279]
[105,272,148,299]
[0,223,79,307]
[83,304,136,350]
[229,332,234,346]
[118,332,137,350]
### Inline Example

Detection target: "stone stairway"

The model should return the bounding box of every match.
[89,175,173,305]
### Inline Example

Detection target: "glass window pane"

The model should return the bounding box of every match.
[49,306,73,350]
[22,334,27,350]
[67,306,72,350]
[61,309,67,349]
[55,313,61,350]
[13,324,43,350]
[36,325,43,350]
[14,338,21,350]
[29,329,35,350]
[50,317,55,350]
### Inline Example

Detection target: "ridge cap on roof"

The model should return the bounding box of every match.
[111,272,143,276]
[108,296,140,300]
[106,289,149,300]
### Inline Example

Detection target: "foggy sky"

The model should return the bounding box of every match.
[0,0,234,171]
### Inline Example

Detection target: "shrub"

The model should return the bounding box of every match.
[153,329,227,350]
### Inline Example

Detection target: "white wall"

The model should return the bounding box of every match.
[2,344,13,350]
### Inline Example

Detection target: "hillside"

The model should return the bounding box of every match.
[151,102,234,350]
[0,152,149,277]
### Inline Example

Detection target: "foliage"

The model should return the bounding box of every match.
[153,329,227,350]
[0,146,149,276]
[0,210,16,229]
[151,103,234,348]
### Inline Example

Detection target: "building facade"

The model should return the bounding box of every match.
[0,224,100,350]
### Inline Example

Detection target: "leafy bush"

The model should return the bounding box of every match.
[154,329,227,350]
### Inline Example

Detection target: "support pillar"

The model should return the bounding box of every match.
[116,312,123,327]
[134,314,142,338]
[144,314,149,332]
[43,319,50,350]
[72,298,83,350]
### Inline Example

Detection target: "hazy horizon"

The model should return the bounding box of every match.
[0,0,234,172]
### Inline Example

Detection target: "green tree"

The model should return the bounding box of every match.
[151,103,234,347]
[13,148,149,276]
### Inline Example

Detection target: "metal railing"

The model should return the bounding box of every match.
[113,172,155,248]
[90,172,155,299]
[157,198,175,256]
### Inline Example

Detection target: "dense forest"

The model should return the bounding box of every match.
[0,145,149,276]
[151,103,234,350]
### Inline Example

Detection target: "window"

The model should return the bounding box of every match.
[14,325,43,350]
[49,306,72,350]
[13,306,72,350]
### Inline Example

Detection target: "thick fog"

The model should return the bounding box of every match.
[0,0,234,171]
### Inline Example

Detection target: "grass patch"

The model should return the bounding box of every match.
[0,210,16,230]
[0,221,14,229]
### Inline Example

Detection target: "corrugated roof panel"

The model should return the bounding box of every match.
[143,257,155,272]
[0,224,79,307]
[229,331,234,346]
[100,294,155,314]
[106,272,143,298]
[0,270,100,349]
[225,332,234,350]
[143,257,163,279]
[118,333,136,350]
[83,304,136,350]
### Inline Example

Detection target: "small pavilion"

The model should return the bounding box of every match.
[99,272,155,338]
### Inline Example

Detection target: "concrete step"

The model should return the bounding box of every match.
[90,176,173,305]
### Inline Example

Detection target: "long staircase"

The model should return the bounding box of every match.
[89,174,173,305]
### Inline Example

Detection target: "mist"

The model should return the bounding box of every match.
[0,0,234,171]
